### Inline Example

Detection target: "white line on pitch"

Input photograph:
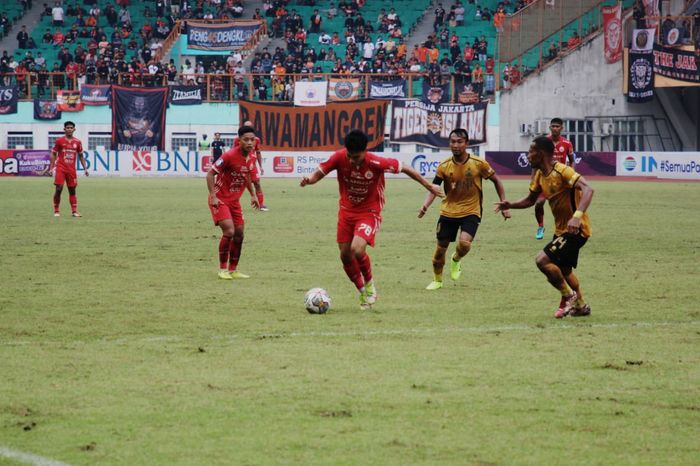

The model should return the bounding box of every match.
[0,447,71,466]
[1,321,697,348]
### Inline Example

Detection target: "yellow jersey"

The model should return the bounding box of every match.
[435,153,495,218]
[529,162,592,237]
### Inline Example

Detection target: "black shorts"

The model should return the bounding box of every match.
[543,233,588,269]
[436,215,480,242]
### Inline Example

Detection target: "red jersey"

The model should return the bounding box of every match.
[319,149,401,213]
[547,135,574,164]
[52,136,83,173]
[212,146,256,204]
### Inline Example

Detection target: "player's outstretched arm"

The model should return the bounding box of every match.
[401,165,444,198]
[494,190,539,213]
[489,173,509,219]
[300,169,325,187]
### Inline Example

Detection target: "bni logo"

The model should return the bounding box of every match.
[132,151,152,171]
[623,156,636,171]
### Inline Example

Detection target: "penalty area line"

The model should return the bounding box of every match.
[0,447,72,466]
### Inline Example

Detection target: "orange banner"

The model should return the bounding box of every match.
[239,99,388,151]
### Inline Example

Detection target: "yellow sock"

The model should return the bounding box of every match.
[576,297,586,306]
[451,253,459,262]
[559,286,571,297]
[435,273,443,282]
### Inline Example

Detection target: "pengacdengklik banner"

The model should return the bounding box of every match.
[239,99,389,151]
[187,21,263,51]
[390,99,488,147]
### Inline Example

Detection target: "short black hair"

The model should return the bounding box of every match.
[449,128,469,141]
[533,136,555,155]
[238,125,255,137]
[344,129,368,152]
[64,121,75,128]
[550,117,563,125]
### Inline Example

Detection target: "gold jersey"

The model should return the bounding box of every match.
[435,153,495,218]
[529,162,592,237]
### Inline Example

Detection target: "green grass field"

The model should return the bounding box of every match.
[1,177,699,466]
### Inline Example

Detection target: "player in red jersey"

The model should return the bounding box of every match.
[49,121,88,217]
[534,117,575,240]
[300,129,444,310]
[234,120,268,211]
[206,125,260,280]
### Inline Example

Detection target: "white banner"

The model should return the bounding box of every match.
[617,152,700,180]
[293,81,328,106]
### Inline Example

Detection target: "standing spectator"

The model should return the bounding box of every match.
[16,25,29,49]
[309,9,322,33]
[434,3,446,32]
[199,134,210,152]
[52,2,65,27]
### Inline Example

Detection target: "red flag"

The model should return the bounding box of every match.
[602,3,622,63]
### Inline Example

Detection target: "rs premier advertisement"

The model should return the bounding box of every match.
[617,152,700,180]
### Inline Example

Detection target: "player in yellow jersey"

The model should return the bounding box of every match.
[494,136,594,318]
[419,128,511,290]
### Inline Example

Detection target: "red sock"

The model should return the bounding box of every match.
[357,253,373,283]
[343,260,365,290]
[218,235,232,269]
[256,191,264,206]
[228,238,242,271]
[69,194,78,213]
[53,192,61,212]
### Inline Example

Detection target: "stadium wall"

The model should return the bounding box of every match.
[498,29,675,152]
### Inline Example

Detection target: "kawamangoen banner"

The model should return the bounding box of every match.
[239,99,388,152]
[112,86,168,151]
[390,99,488,147]
[187,21,263,51]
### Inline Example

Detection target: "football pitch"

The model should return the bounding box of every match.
[1,177,698,466]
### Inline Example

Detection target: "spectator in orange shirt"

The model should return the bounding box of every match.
[428,46,440,65]
[567,31,581,48]
[494,10,505,32]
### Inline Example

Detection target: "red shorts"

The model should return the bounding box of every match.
[337,210,382,247]
[54,169,78,188]
[209,199,244,226]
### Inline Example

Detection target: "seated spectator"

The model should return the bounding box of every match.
[319,32,331,44]
[326,4,337,19]
[547,42,558,61]
[331,32,341,44]
[52,28,65,46]
[567,31,581,48]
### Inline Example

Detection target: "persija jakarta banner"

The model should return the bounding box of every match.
[328,78,360,101]
[33,99,62,120]
[652,44,699,84]
[0,86,19,114]
[391,99,488,147]
[57,90,84,111]
[628,50,655,103]
[187,21,262,50]
[294,81,328,106]
[80,84,111,105]
[112,86,168,151]
[239,99,388,152]
[602,3,622,63]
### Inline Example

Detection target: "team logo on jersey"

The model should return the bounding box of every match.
[132,151,152,171]
[364,171,373,179]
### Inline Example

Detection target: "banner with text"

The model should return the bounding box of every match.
[57,90,84,111]
[80,84,111,105]
[0,86,19,114]
[652,44,699,84]
[0,150,52,176]
[369,79,407,99]
[239,99,388,151]
[390,99,488,147]
[617,152,700,180]
[112,86,168,151]
[186,21,263,51]
[627,50,655,102]
[169,85,204,105]
[33,99,62,120]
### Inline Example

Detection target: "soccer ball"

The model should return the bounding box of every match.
[304,288,332,314]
